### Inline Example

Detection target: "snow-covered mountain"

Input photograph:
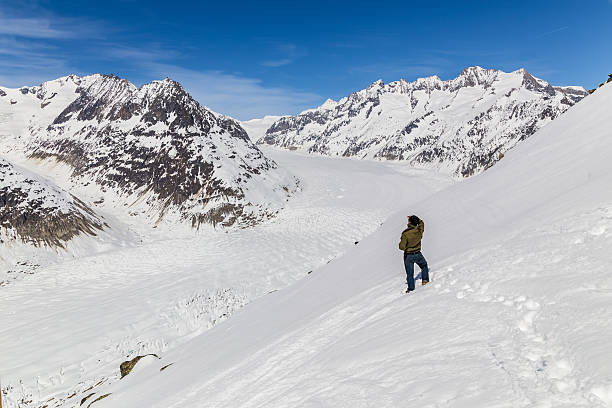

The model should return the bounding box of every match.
[261,66,588,176]
[0,75,298,230]
[0,157,104,247]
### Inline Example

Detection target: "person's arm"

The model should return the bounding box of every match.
[399,231,407,251]
[418,220,425,234]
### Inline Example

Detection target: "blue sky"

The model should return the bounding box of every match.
[1,0,610,119]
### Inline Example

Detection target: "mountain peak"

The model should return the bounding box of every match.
[143,77,187,96]
[452,66,499,88]
[320,98,338,110]
[367,79,384,89]
[460,65,488,75]
[12,73,297,229]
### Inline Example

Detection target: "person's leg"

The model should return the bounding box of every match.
[416,253,430,283]
[404,253,416,290]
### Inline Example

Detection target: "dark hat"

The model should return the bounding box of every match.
[408,215,420,225]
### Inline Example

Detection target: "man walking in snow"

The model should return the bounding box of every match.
[399,215,429,293]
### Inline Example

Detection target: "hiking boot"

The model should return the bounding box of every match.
[422,280,429,286]
[405,288,414,294]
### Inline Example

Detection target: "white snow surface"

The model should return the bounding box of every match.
[0,75,92,147]
[0,147,453,407]
[240,115,284,142]
[75,83,612,407]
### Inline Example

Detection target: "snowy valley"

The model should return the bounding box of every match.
[88,77,612,408]
[1,68,611,408]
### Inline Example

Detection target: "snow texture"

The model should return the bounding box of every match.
[0,146,453,408]
[78,82,612,407]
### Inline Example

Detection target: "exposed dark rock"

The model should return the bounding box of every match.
[119,354,159,378]
[86,393,111,408]
[0,157,105,248]
[80,393,95,406]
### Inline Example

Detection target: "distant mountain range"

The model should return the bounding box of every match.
[0,67,590,247]
[254,66,588,177]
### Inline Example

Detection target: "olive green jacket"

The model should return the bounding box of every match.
[399,220,424,253]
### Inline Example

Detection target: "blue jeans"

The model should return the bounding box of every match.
[404,252,429,290]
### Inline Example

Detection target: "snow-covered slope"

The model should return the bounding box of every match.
[240,115,284,142]
[0,148,453,408]
[0,75,93,149]
[86,82,612,407]
[261,66,588,177]
[0,75,298,229]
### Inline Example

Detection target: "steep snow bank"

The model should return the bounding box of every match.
[93,83,612,407]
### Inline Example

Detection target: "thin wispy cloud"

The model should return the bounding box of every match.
[350,63,445,78]
[99,44,322,118]
[259,42,306,68]
[0,36,73,86]
[535,26,569,38]
[179,70,321,120]
[0,6,319,119]
[260,58,294,67]
[133,60,322,120]
[0,15,69,38]
[103,45,181,62]
[0,8,111,86]
[0,11,105,39]
[348,55,453,83]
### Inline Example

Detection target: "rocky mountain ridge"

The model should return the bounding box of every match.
[0,74,298,247]
[259,66,588,177]
[0,157,105,248]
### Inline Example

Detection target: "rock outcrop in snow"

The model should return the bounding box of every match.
[1,74,298,229]
[260,66,588,177]
[0,157,104,247]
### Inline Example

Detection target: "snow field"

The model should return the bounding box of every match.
[92,203,612,408]
[86,84,612,407]
[0,147,452,408]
